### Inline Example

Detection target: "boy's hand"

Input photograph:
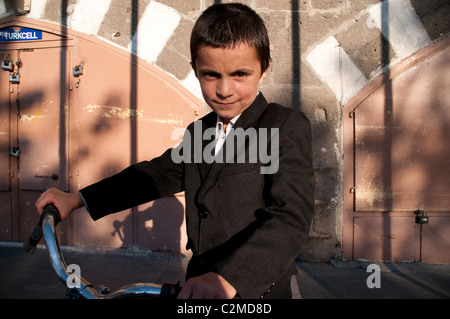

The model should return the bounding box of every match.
[35,188,83,221]
[177,272,237,299]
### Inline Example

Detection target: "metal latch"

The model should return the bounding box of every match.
[34,173,59,181]
[9,72,20,84]
[1,59,14,72]
[10,146,20,158]
[72,64,83,77]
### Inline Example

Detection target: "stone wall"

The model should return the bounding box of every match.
[1,0,448,261]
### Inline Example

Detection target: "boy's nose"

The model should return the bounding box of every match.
[216,78,233,98]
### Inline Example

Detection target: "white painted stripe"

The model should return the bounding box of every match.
[127,1,181,64]
[0,1,6,14]
[181,70,203,100]
[27,0,48,19]
[367,0,431,58]
[306,36,368,104]
[66,0,112,35]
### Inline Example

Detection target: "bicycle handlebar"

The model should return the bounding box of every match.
[24,204,180,299]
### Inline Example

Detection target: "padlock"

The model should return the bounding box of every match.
[414,209,429,224]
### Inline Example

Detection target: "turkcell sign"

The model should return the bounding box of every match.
[0,28,43,42]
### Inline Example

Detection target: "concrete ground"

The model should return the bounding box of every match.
[1,242,449,299]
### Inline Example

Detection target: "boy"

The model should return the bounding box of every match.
[36,3,315,299]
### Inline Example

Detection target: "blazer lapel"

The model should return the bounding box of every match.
[197,112,217,183]
[197,93,268,201]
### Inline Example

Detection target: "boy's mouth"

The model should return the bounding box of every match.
[216,101,237,108]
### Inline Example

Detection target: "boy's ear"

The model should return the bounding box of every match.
[259,62,271,85]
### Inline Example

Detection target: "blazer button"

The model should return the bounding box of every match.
[198,210,208,218]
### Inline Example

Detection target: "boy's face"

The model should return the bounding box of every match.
[193,43,270,124]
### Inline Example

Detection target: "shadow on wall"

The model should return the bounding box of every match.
[110,196,187,254]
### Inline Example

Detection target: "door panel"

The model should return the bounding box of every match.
[354,216,420,262]
[17,48,69,191]
[0,194,12,241]
[422,216,450,264]
[0,46,71,243]
[15,47,71,242]
[354,46,450,212]
[0,50,10,191]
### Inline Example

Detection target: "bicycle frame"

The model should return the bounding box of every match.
[24,205,180,299]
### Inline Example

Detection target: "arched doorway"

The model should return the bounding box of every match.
[343,37,450,263]
[0,16,204,255]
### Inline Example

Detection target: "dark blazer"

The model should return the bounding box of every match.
[80,93,315,299]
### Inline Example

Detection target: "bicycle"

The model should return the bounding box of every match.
[23,204,181,299]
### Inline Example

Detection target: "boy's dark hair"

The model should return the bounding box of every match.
[190,3,271,73]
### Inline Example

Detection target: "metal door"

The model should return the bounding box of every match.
[0,51,12,240]
[343,38,450,263]
[0,47,70,242]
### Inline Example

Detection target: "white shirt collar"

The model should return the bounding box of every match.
[216,114,241,137]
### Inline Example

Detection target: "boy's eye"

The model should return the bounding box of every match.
[202,72,220,78]
[233,71,248,77]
